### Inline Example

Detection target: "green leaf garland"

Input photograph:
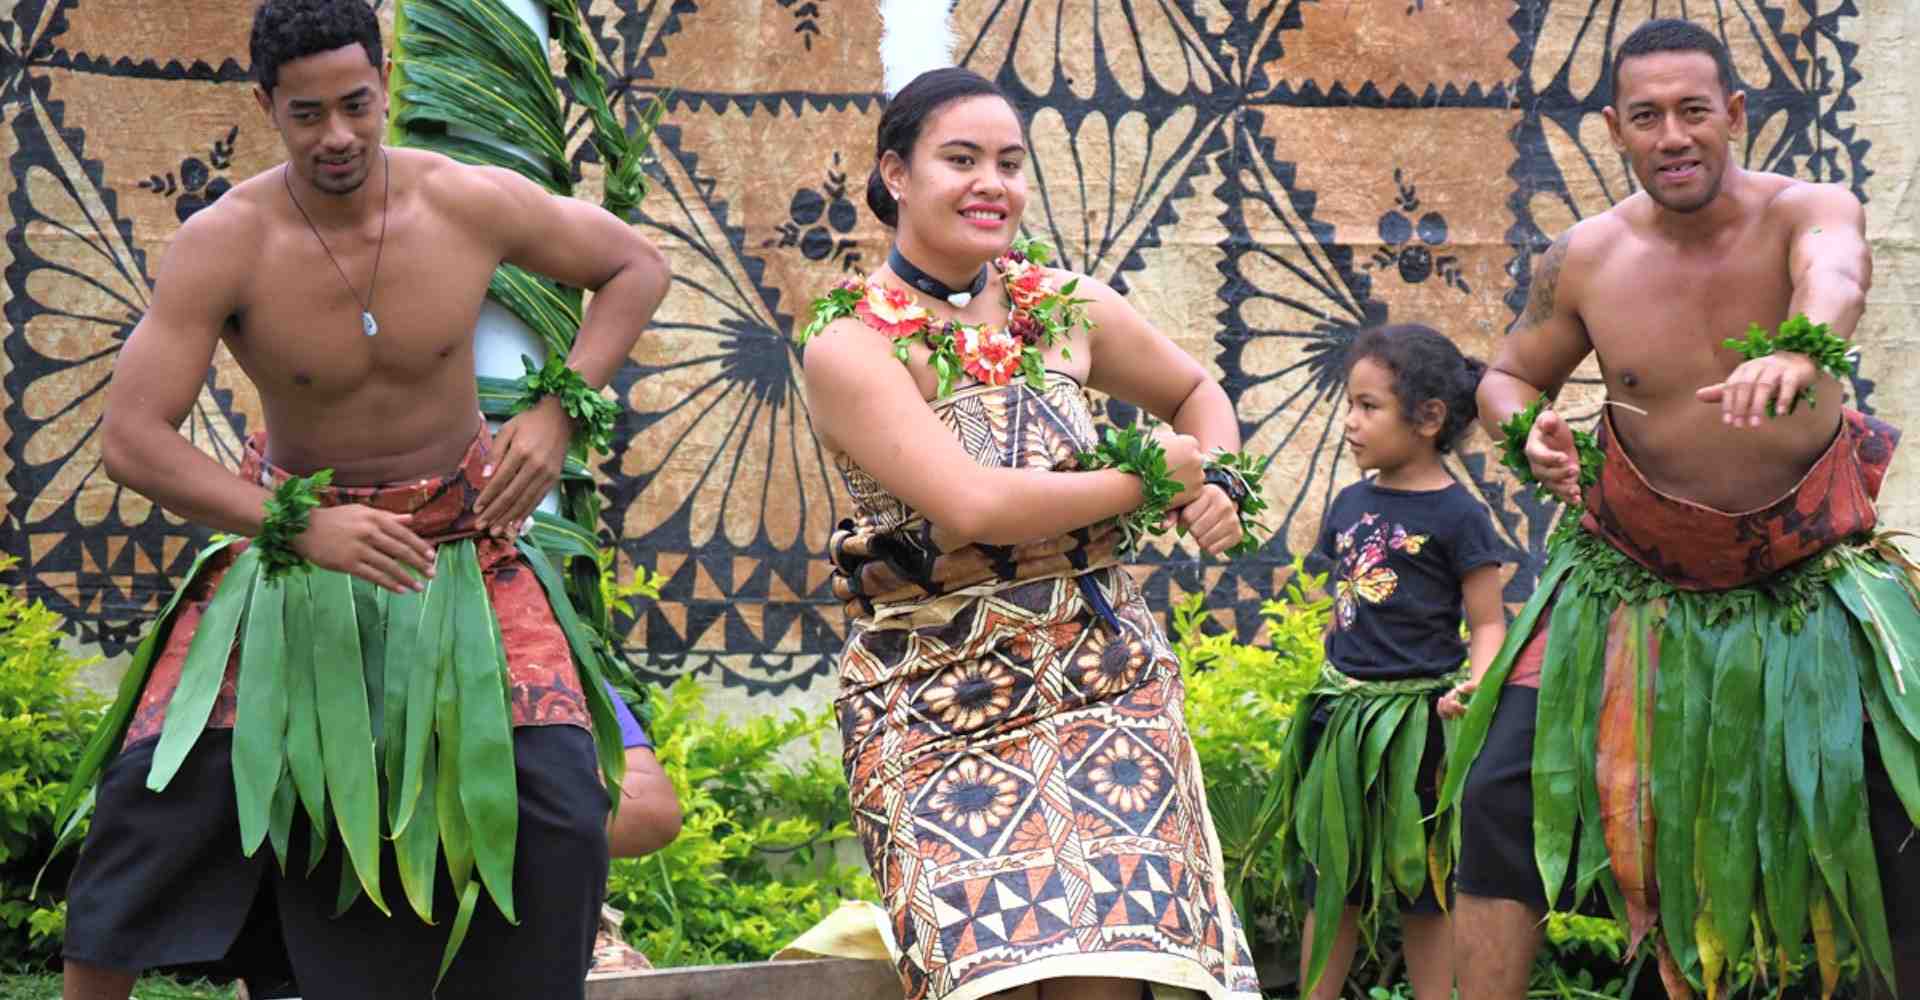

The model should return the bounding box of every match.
[512,354,620,455]
[257,470,333,580]
[1074,425,1184,553]
[1722,313,1857,416]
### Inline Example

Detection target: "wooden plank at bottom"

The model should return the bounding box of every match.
[586,958,901,1000]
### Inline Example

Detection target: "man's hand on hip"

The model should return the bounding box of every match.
[476,397,572,538]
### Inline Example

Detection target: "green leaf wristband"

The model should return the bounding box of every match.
[1203,449,1271,559]
[1498,397,1606,546]
[258,469,333,580]
[1722,313,1857,416]
[514,354,620,454]
[1075,425,1184,554]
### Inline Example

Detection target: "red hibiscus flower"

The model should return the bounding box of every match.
[855,283,930,338]
[1001,258,1054,312]
[955,323,1023,386]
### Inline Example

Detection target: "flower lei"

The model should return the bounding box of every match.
[798,235,1095,397]
[1721,313,1857,416]
[257,469,333,579]
[512,354,621,454]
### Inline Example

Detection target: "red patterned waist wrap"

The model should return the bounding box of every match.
[123,429,589,748]
[1579,407,1901,591]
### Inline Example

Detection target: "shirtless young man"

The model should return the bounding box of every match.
[58,2,670,998]
[1447,18,1920,999]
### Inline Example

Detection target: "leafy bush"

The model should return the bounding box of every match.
[0,555,107,962]
[606,675,876,966]
[1176,557,1326,956]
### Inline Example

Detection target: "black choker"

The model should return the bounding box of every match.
[888,247,989,307]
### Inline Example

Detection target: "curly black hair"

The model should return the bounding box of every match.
[1346,324,1487,454]
[249,0,382,95]
[1612,18,1735,100]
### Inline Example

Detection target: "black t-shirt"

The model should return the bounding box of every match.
[1306,478,1508,680]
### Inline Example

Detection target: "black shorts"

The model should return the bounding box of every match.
[64,725,611,999]
[1297,693,1450,915]
[1457,685,1920,938]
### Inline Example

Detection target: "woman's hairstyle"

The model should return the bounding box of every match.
[865,67,1013,228]
[1346,324,1488,454]
[250,0,382,96]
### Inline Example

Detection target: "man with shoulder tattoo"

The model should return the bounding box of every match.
[1445,18,1919,999]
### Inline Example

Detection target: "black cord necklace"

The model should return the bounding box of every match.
[285,146,390,337]
[888,245,988,307]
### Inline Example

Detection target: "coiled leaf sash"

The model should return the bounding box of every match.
[1442,534,1920,998]
[55,537,629,982]
[1277,662,1458,996]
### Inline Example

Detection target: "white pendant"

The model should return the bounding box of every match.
[947,291,972,308]
[362,311,379,337]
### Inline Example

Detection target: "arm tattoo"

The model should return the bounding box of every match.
[1522,232,1571,327]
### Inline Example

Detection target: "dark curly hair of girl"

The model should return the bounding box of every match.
[1346,324,1487,454]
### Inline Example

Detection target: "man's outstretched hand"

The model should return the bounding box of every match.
[1697,352,1820,429]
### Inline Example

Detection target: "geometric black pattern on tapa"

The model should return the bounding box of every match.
[0,0,1878,701]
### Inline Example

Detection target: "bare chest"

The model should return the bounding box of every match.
[1579,243,1793,401]
[226,217,499,399]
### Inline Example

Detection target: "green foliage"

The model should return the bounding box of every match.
[0,555,106,961]
[1723,313,1856,415]
[605,676,876,966]
[255,469,331,580]
[1075,425,1186,554]
[512,353,621,455]
[599,547,666,623]
[1174,558,1327,958]
[0,971,234,999]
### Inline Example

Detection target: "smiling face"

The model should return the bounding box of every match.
[1604,50,1744,215]
[882,95,1029,266]
[255,43,387,197]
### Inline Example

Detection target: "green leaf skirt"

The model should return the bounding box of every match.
[1441,529,1920,996]
[1276,665,1457,995]
[51,536,630,981]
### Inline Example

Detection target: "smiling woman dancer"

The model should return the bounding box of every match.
[798,67,1264,1000]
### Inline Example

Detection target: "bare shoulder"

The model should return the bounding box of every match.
[1764,176,1864,226]
[1563,202,1632,260]
[1051,268,1129,325]
[148,171,274,304]
[169,166,274,251]
[1520,212,1614,320]
[802,315,892,374]
[405,148,534,220]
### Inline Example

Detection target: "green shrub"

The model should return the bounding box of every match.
[606,675,876,966]
[1176,557,1326,950]
[0,555,107,962]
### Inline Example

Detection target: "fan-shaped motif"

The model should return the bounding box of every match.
[616,122,849,554]
[4,86,255,641]
[955,0,1231,102]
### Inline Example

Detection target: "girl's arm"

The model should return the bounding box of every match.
[1439,564,1508,719]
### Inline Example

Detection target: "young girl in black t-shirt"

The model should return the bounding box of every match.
[1285,324,1511,999]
